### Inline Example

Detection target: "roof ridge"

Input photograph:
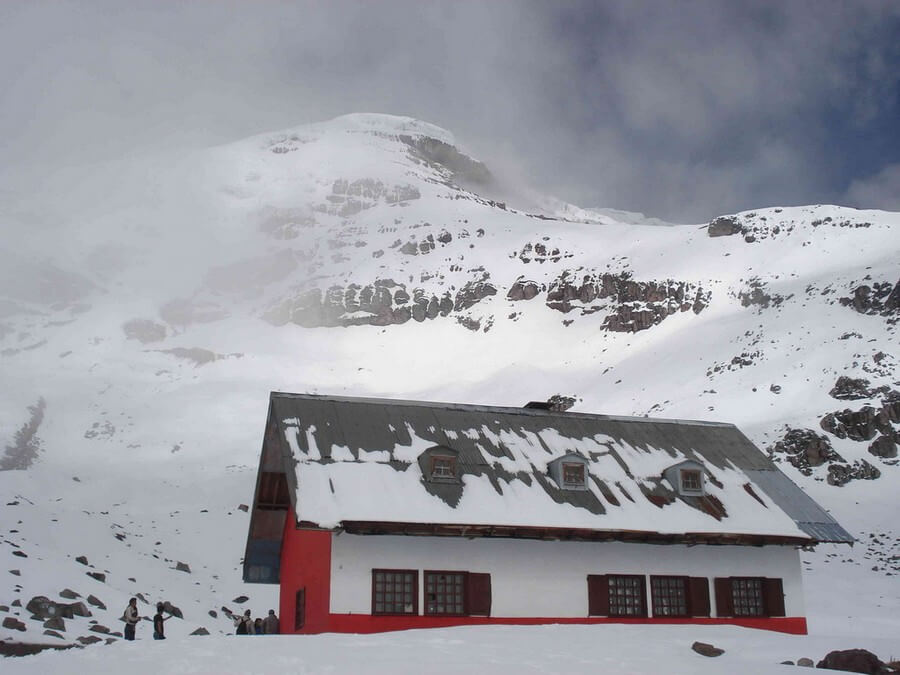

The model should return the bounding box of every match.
[269,391,735,428]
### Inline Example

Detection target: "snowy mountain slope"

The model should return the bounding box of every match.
[0,113,898,651]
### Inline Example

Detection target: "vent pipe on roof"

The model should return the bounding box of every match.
[524,395,576,412]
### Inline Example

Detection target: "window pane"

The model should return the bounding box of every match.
[732,578,764,616]
[651,577,687,617]
[608,575,644,617]
[424,572,466,615]
[372,570,417,615]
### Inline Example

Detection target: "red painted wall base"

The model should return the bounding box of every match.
[298,614,807,635]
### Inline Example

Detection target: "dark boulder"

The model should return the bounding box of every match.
[87,594,106,610]
[77,635,102,645]
[2,616,26,631]
[827,460,881,486]
[175,561,191,573]
[86,571,106,583]
[768,428,843,475]
[75,556,89,566]
[191,627,210,636]
[691,641,724,657]
[816,648,883,674]
[162,601,183,619]
[59,589,80,599]
[43,617,66,631]
[707,216,743,237]
[820,407,885,442]
[868,435,898,459]
[829,376,877,401]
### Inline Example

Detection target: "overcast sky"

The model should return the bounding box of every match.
[1,1,898,221]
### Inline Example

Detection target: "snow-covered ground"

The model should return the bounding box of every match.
[3,624,899,674]
[1,113,898,669]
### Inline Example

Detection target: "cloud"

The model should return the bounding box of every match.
[845,164,900,211]
[0,1,898,221]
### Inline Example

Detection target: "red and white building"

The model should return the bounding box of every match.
[243,393,852,635]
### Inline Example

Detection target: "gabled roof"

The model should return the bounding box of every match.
[259,392,852,545]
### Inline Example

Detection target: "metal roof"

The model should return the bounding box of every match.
[265,392,854,544]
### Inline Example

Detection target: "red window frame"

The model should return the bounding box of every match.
[730,576,765,617]
[562,462,585,487]
[649,575,689,617]
[424,570,467,616]
[607,574,647,617]
[371,569,418,615]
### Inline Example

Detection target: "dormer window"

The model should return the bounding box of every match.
[562,462,585,488]
[431,455,457,480]
[663,460,706,496]
[548,453,589,491]
[680,469,702,492]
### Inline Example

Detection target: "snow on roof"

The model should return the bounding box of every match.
[267,393,852,543]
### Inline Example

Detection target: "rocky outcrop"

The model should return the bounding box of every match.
[820,406,893,442]
[399,135,492,186]
[829,376,889,401]
[839,278,899,324]
[264,276,495,329]
[768,428,844,476]
[317,178,420,217]
[827,460,881,486]
[707,216,742,237]
[737,277,789,310]
[536,271,709,333]
[507,278,542,301]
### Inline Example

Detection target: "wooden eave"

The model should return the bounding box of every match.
[296,519,814,547]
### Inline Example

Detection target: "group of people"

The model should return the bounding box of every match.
[122,597,172,641]
[122,598,280,639]
[233,608,279,635]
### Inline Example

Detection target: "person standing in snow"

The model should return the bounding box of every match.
[254,617,264,635]
[153,602,170,640]
[263,609,279,634]
[123,597,140,640]
[234,609,252,635]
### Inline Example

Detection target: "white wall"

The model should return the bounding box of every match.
[330,533,805,617]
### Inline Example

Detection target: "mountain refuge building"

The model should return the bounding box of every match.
[242,393,852,635]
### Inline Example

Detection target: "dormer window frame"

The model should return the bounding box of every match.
[680,469,703,493]
[419,445,463,484]
[664,460,707,497]
[548,453,590,491]
[562,461,586,488]
[430,454,458,481]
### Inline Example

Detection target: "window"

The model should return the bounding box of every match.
[608,575,646,617]
[562,462,585,487]
[680,469,702,492]
[650,576,688,617]
[731,577,764,617]
[431,455,457,480]
[372,569,417,615]
[294,588,305,630]
[424,571,466,615]
[714,577,784,618]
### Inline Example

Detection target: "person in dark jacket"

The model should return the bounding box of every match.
[254,618,263,635]
[153,603,170,640]
[234,609,252,635]
[262,609,279,635]
[123,598,140,640]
